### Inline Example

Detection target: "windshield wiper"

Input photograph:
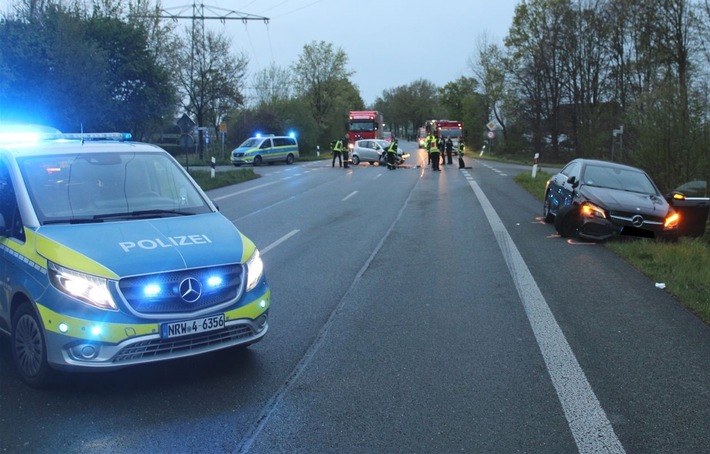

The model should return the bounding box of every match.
[43,218,105,225]
[94,209,194,220]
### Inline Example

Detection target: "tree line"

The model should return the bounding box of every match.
[1,0,709,191]
[473,0,710,191]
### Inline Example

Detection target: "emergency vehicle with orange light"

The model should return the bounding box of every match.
[0,124,270,387]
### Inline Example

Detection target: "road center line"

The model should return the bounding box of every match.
[260,229,299,255]
[236,174,422,453]
[211,181,280,201]
[465,173,625,454]
[342,191,358,201]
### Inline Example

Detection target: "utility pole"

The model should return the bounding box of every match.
[136,3,269,157]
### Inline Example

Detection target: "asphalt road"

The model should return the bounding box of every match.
[1,142,708,453]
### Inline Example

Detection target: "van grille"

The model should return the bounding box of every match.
[118,265,245,315]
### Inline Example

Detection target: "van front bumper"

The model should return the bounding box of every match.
[40,291,270,371]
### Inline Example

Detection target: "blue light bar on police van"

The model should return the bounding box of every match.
[60,132,132,141]
[0,124,62,144]
[0,124,132,144]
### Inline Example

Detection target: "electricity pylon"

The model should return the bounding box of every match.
[137,2,270,156]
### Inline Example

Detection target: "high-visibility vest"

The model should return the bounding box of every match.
[333,140,343,152]
[428,136,439,152]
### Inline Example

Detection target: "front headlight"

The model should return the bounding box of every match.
[245,249,264,291]
[581,202,606,219]
[48,262,117,310]
[664,211,680,229]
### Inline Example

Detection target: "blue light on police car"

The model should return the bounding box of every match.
[207,276,223,288]
[58,322,69,333]
[144,284,161,297]
[288,131,296,138]
[0,124,62,144]
[91,326,102,336]
[0,132,41,143]
[259,299,267,309]
[255,132,262,138]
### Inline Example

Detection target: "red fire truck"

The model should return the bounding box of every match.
[426,119,464,140]
[347,110,384,143]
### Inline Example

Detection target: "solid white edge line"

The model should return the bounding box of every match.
[466,174,625,454]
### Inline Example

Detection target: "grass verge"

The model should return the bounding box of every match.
[188,168,259,191]
[514,171,710,325]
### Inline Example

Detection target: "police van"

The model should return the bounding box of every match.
[0,124,270,387]
[230,134,299,166]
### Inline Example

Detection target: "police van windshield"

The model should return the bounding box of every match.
[19,151,212,224]
[239,138,262,148]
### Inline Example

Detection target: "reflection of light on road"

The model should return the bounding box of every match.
[545,232,596,245]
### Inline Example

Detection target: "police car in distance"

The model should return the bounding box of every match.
[0,124,270,387]
[230,133,299,166]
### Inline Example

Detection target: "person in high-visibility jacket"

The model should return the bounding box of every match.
[331,138,343,167]
[386,139,399,169]
[429,135,441,171]
[425,133,436,167]
[457,138,466,169]
[342,135,350,168]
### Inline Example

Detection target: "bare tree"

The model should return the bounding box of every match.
[173,28,248,157]
[469,34,508,146]
[505,0,574,158]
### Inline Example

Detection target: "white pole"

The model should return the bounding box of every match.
[531,153,539,178]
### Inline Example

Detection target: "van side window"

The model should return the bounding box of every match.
[273,138,295,147]
[0,162,26,242]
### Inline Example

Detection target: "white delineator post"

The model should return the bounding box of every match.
[531,153,539,178]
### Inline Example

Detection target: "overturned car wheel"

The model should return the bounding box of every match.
[554,205,579,238]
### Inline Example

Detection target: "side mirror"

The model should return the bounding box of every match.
[566,175,577,186]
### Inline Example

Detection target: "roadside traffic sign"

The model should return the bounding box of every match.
[487,121,496,131]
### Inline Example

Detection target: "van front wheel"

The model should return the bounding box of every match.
[12,302,55,388]
[253,156,263,166]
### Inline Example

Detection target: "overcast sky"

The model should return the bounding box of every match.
[0,0,520,105]
[161,0,521,105]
